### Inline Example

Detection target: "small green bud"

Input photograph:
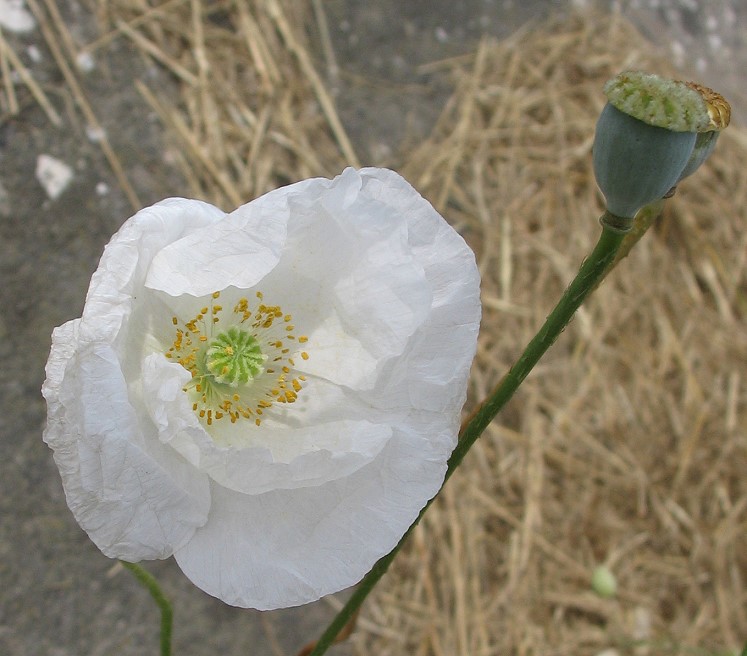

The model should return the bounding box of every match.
[591,565,618,598]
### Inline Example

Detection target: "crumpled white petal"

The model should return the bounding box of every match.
[144,183,307,296]
[42,167,481,609]
[141,353,393,495]
[174,416,453,609]
[43,321,211,560]
[81,198,224,343]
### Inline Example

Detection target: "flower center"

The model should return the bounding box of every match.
[165,291,309,427]
[205,326,266,386]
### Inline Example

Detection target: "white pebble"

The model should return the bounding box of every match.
[85,125,106,143]
[35,154,74,200]
[707,34,723,52]
[632,606,652,641]
[26,44,42,62]
[670,40,685,66]
[76,50,96,73]
[0,179,10,217]
[0,0,35,33]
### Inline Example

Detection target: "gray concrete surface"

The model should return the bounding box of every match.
[0,1,744,654]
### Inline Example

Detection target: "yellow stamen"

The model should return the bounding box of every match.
[167,290,309,428]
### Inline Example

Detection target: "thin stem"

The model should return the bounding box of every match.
[449,218,627,472]
[306,218,630,656]
[121,561,173,656]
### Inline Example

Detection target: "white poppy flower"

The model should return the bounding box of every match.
[42,167,481,610]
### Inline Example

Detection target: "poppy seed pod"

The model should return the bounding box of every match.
[592,71,730,221]
[593,103,696,220]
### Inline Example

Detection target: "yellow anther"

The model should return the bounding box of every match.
[301,352,309,360]
[172,316,178,325]
[212,291,221,299]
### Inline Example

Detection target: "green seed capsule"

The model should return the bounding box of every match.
[594,71,731,219]
[593,103,696,220]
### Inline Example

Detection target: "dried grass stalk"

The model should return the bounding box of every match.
[95,0,354,208]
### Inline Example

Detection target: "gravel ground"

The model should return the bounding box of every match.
[0,1,744,654]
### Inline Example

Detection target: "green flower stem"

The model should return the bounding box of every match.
[606,199,665,276]
[120,561,173,656]
[449,218,628,472]
[307,217,631,656]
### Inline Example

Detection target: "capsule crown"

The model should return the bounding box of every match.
[604,71,729,133]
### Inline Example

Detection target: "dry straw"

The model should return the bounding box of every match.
[84,0,355,209]
[381,11,747,656]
